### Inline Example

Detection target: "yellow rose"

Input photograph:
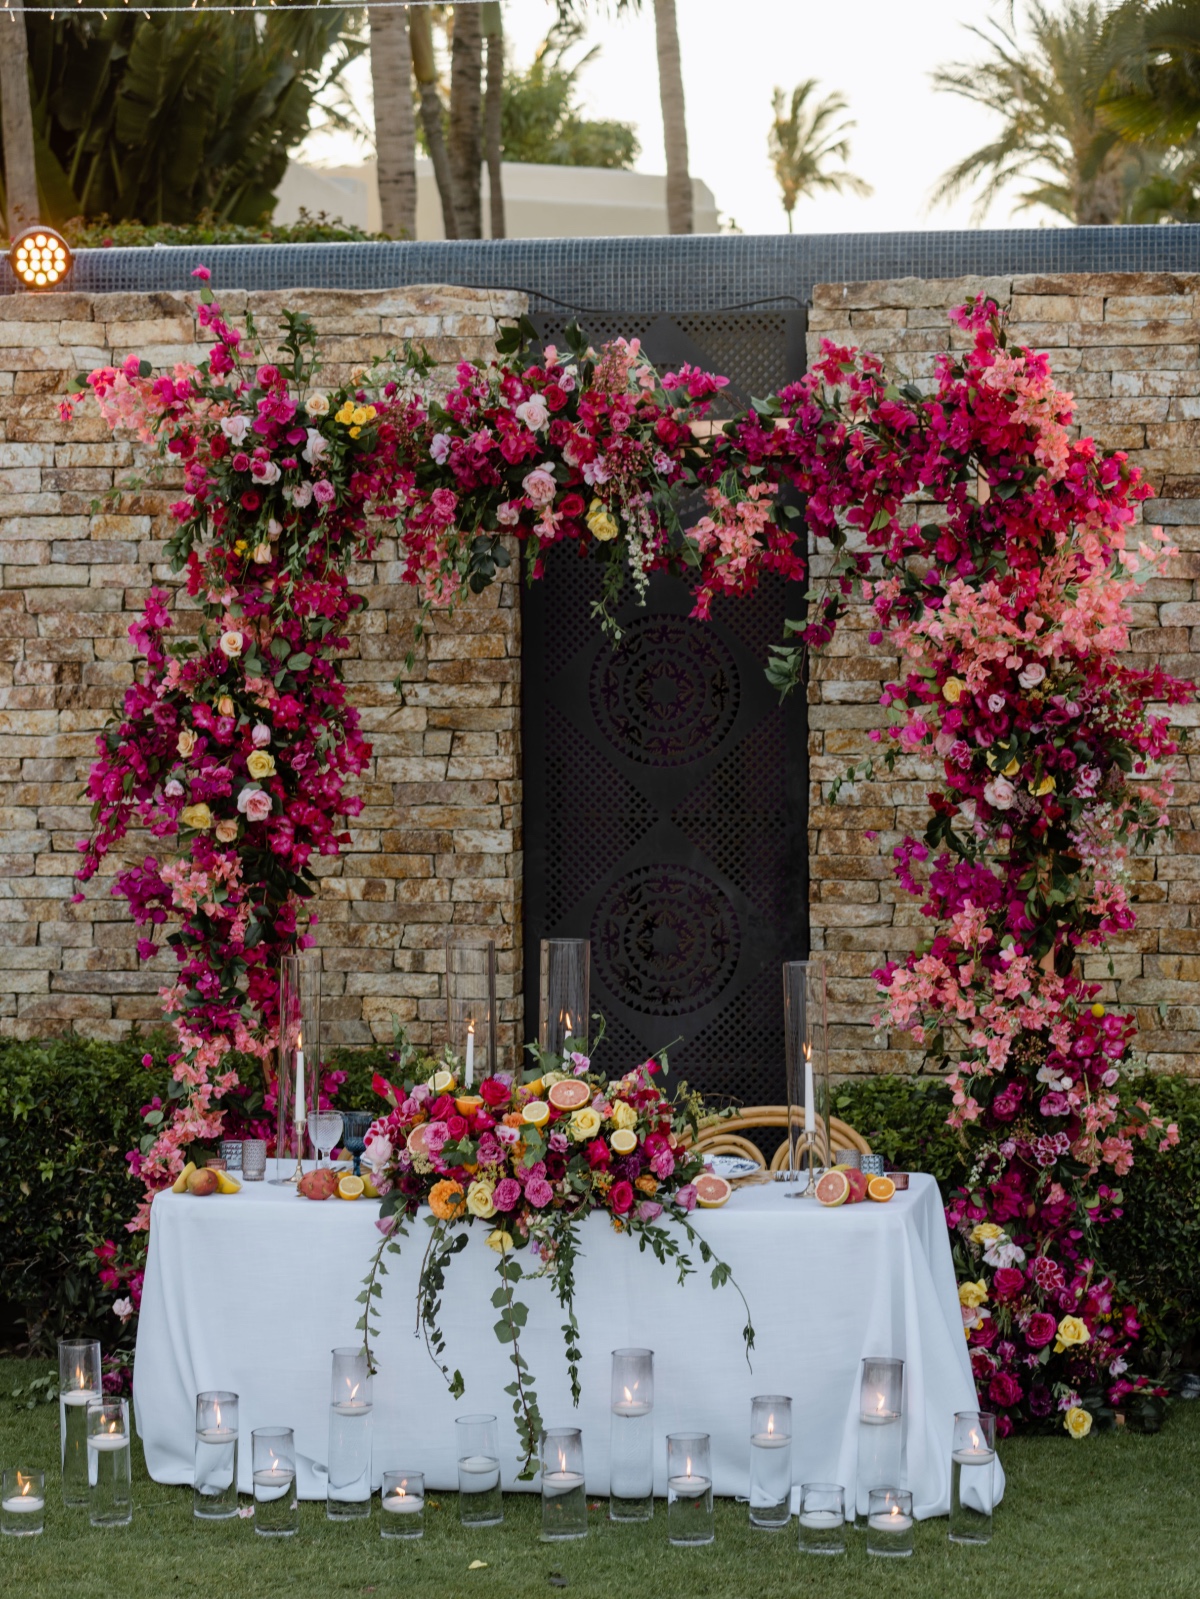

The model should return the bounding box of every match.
[1002,758,1020,777]
[233,539,247,556]
[335,401,356,425]
[217,696,234,718]
[958,1279,988,1309]
[351,407,370,426]
[180,803,213,831]
[1033,775,1056,796]
[1054,1315,1091,1353]
[611,1100,638,1132]
[349,426,362,439]
[246,750,276,780]
[570,1106,601,1141]
[942,677,965,704]
[970,1223,1003,1247]
[485,1228,513,1254]
[586,498,619,542]
[1064,1406,1093,1440]
[177,729,196,758]
[466,1181,496,1219]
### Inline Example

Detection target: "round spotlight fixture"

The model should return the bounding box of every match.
[8,226,73,291]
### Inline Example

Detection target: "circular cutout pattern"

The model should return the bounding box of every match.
[589,615,738,766]
[591,865,740,1016]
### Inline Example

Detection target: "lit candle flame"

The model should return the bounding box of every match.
[563,1011,572,1038]
[970,1428,980,1451]
[803,1041,811,1061]
[686,1457,692,1478]
[623,1386,632,1404]
[767,1415,774,1437]
[297,1030,303,1049]
[349,1382,360,1402]
[17,1473,31,1498]
[890,1503,899,1521]
[558,1447,566,1474]
[876,1392,885,1414]
[467,1018,475,1036]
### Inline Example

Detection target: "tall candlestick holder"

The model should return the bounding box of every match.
[539,938,590,1061]
[782,959,829,1198]
[273,952,320,1184]
[446,934,497,1088]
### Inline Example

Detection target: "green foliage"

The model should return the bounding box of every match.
[11,3,363,227]
[500,21,639,170]
[768,79,871,229]
[63,211,382,248]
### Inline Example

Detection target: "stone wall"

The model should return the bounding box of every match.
[0,285,526,1053]
[807,272,1200,1081]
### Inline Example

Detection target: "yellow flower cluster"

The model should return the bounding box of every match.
[335,400,378,439]
[586,498,619,542]
[1064,1406,1092,1439]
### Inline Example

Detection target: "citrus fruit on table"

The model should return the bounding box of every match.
[214,1170,241,1194]
[522,1099,551,1126]
[455,1095,483,1118]
[431,1069,456,1094]
[815,1169,850,1207]
[695,1172,732,1208]
[609,1128,638,1155]
[548,1078,591,1112]
[171,1160,196,1194]
[337,1174,365,1201]
[867,1175,896,1202]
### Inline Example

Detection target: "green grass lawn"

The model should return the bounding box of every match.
[2,1358,1198,1599]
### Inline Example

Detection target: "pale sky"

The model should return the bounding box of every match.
[302,0,1053,235]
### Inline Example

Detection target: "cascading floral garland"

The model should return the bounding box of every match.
[69,281,1186,1437]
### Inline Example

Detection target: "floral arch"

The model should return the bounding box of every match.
[67,274,1189,1434]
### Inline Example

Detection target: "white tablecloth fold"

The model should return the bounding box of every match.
[133,1171,1003,1517]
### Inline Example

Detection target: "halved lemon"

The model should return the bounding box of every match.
[548,1078,591,1112]
[522,1100,550,1127]
[362,1175,380,1199]
[215,1170,241,1195]
[431,1069,456,1094]
[610,1128,638,1155]
[337,1174,365,1201]
[867,1175,896,1203]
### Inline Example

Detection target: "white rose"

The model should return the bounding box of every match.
[516,396,549,432]
[364,1135,393,1172]
[984,776,1016,810]
[1018,662,1047,689]
[219,631,244,658]
[302,429,328,466]
[220,415,250,445]
[305,391,330,416]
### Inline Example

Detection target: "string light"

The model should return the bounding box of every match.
[8,227,74,291]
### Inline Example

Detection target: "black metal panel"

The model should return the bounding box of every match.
[522,312,807,1107]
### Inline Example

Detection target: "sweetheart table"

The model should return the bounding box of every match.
[133,1172,1003,1517]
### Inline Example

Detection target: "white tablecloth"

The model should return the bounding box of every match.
[133,1172,1002,1517]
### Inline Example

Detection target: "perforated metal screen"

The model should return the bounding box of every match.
[521,312,807,1107]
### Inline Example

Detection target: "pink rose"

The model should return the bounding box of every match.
[675,1183,697,1212]
[237,786,272,823]
[252,723,271,747]
[364,1135,393,1172]
[525,1176,553,1208]
[1018,661,1046,689]
[492,1177,521,1212]
[522,466,557,506]
[446,1115,469,1141]
[987,1371,1023,1409]
[1024,1311,1058,1349]
[496,500,520,526]
[312,479,335,504]
[635,1200,663,1223]
[984,776,1016,810]
[609,1180,634,1215]
[516,396,549,432]
[992,1267,1026,1301]
[430,433,450,464]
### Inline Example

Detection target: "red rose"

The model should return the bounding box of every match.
[992,1267,1026,1301]
[559,493,585,518]
[987,1371,1023,1409]
[609,1180,634,1215]
[446,1115,468,1141]
[544,382,568,411]
[586,1138,611,1169]
[430,1093,455,1121]
[479,1077,510,1108]
[1024,1311,1057,1349]
[210,433,228,460]
[240,490,261,512]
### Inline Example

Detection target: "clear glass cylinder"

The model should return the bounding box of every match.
[540,1428,587,1542]
[87,1398,132,1528]
[58,1337,102,1508]
[666,1433,713,1547]
[782,960,829,1174]
[328,1347,373,1520]
[2,1469,45,1538]
[274,952,321,1180]
[609,1347,654,1522]
[456,1413,503,1527]
[447,934,497,1087]
[539,938,590,1059]
[252,1427,298,1537]
[856,1357,904,1523]
[798,1482,846,1556]
[949,1410,996,1545]
[748,1394,792,1528]
[194,1390,238,1521]
[381,1469,425,1539]
[866,1487,914,1557]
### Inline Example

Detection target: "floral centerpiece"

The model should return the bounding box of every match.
[357,1027,751,1475]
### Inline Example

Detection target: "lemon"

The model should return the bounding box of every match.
[610,1128,638,1155]
[432,1069,456,1094]
[337,1174,365,1201]
[215,1170,241,1195]
[362,1175,380,1199]
[171,1160,196,1195]
[522,1100,550,1127]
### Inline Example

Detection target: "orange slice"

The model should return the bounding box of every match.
[547,1078,590,1112]
[867,1175,896,1203]
[815,1169,850,1207]
[522,1100,550,1127]
[695,1172,732,1208]
[455,1095,484,1118]
[336,1174,365,1201]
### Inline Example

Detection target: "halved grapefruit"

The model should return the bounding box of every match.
[867,1175,896,1203]
[815,1169,850,1207]
[406,1123,434,1158]
[548,1078,591,1112]
[695,1172,732,1208]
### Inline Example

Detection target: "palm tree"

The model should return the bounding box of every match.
[449,2,484,238]
[930,0,1169,225]
[370,5,417,239]
[482,1,506,239]
[0,0,40,234]
[410,5,458,238]
[767,80,871,230]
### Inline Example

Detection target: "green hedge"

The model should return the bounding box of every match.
[0,1035,394,1354]
[3,1038,1197,1367]
[62,212,383,249]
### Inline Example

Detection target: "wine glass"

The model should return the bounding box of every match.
[341,1111,375,1176]
[307,1111,344,1169]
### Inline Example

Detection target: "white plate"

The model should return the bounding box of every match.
[705,1155,762,1180]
